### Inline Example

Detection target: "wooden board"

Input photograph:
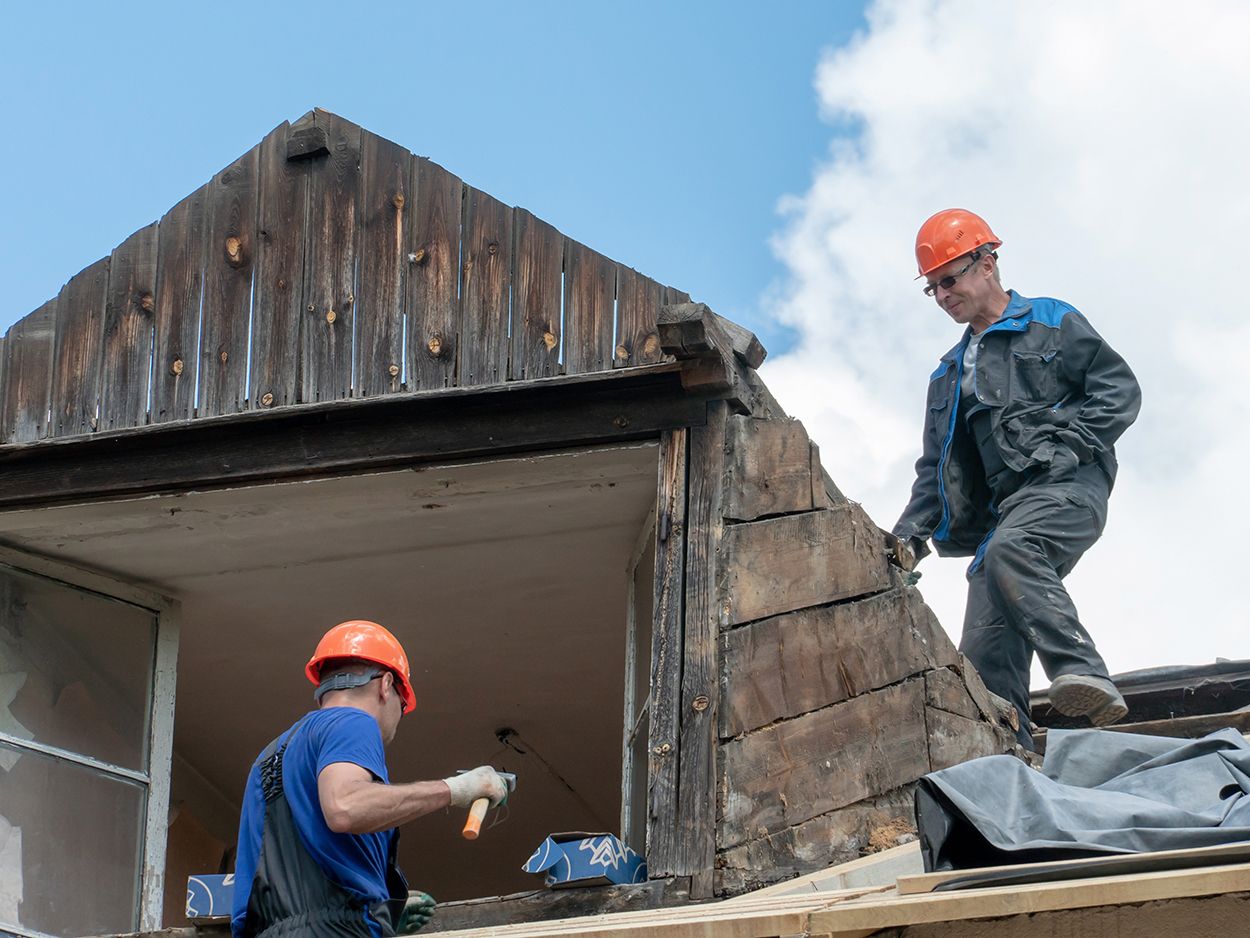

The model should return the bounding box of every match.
[406,157,462,390]
[722,415,815,521]
[615,265,664,367]
[719,679,929,848]
[354,131,411,397]
[151,184,208,422]
[1,300,57,442]
[50,256,110,436]
[719,589,958,738]
[924,667,981,722]
[459,186,512,386]
[199,146,259,417]
[717,788,918,895]
[99,224,158,431]
[510,209,563,380]
[563,239,616,375]
[647,428,688,877]
[719,501,891,627]
[250,121,309,410]
[300,113,362,403]
[677,402,728,893]
[926,706,1014,773]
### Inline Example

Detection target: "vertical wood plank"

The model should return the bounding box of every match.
[301,114,362,403]
[407,157,461,389]
[199,146,259,417]
[151,185,208,423]
[50,257,110,436]
[355,131,411,397]
[563,239,615,375]
[1,301,56,442]
[509,208,562,380]
[251,122,309,410]
[647,428,688,876]
[615,266,664,367]
[677,402,727,894]
[663,285,693,306]
[458,186,512,386]
[99,224,158,431]
[0,337,7,439]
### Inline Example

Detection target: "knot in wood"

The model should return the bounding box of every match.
[542,331,557,351]
[613,415,630,429]
[691,695,710,713]
[409,248,426,265]
[427,335,443,356]
[388,364,400,377]
[225,236,243,265]
[277,278,287,290]
[260,392,275,407]
[392,193,406,210]
[487,242,498,256]
[325,310,337,324]
[642,334,661,355]
[140,293,155,313]
[615,344,629,361]
[219,350,229,364]
[170,358,184,376]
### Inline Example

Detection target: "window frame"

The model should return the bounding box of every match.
[0,544,180,936]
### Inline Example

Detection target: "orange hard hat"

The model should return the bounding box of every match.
[915,209,1003,278]
[306,620,416,714]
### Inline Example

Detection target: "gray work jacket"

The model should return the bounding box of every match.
[893,290,1141,557]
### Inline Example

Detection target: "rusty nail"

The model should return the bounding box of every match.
[277,278,286,290]
[410,248,426,264]
[261,392,274,407]
[613,415,629,429]
[140,293,155,313]
[388,364,400,377]
[652,742,672,756]
[307,304,316,312]
[346,293,355,306]
[326,310,337,324]
[692,695,710,712]
[171,358,184,376]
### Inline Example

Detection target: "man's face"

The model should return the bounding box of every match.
[927,251,991,325]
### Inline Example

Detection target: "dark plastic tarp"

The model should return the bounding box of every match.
[916,728,1250,873]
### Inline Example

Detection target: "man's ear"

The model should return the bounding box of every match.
[379,671,395,702]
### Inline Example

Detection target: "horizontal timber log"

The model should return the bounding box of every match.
[926,706,1018,773]
[719,501,892,628]
[716,786,917,895]
[720,589,958,738]
[719,679,929,848]
[0,366,707,510]
[723,415,815,522]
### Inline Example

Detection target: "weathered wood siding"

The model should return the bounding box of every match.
[2,108,686,444]
[710,412,1024,896]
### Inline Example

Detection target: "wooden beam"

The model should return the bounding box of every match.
[722,416,815,522]
[677,403,728,896]
[0,366,705,511]
[647,428,689,877]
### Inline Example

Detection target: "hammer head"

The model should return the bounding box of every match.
[457,768,518,794]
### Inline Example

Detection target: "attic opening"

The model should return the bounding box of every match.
[0,441,659,936]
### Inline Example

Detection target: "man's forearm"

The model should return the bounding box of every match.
[323,778,452,834]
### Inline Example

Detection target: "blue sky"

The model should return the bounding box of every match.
[1,1,867,349]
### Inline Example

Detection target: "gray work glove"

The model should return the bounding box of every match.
[397,891,436,934]
[443,765,509,807]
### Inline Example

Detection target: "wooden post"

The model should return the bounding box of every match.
[647,428,687,875]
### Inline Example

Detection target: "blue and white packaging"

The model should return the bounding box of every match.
[186,873,234,919]
[522,832,646,888]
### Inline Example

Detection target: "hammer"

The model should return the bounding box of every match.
[460,770,517,840]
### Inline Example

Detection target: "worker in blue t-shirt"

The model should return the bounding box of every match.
[231,620,510,937]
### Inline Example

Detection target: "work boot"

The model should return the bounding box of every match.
[1048,674,1128,726]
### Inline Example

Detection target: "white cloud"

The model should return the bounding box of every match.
[763,0,1250,684]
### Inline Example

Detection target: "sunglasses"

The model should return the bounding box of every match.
[923,250,984,298]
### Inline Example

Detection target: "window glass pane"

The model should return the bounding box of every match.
[0,564,156,771]
[0,740,144,937]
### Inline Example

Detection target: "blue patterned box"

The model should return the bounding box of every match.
[522,832,646,888]
[186,873,235,919]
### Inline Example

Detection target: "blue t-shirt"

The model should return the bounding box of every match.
[231,707,395,937]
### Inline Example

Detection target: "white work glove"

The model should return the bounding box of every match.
[443,766,508,807]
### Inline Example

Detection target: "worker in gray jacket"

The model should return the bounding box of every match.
[892,209,1141,748]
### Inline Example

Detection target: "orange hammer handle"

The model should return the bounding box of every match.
[462,797,489,840]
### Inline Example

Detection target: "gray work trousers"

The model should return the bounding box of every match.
[959,463,1113,747]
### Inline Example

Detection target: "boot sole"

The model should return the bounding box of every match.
[1049,677,1129,726]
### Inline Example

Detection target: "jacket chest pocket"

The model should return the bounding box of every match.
[1011,349,1061,402]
